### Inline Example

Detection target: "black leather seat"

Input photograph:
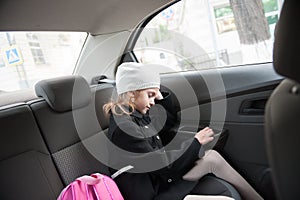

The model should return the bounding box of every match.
[265,1,300,199]
[31,75,112,185]
[0,103,63,199]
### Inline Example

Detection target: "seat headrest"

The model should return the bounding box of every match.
[35,75,91,112]
[273,1,300,83]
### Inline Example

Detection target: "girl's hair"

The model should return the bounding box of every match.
[103,91,138,116]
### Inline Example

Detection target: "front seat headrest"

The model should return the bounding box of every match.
[35,75,91,112]
[273,1,300,83]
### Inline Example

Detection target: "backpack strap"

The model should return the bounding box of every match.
[111,165,134,179]
[76,175,101,185]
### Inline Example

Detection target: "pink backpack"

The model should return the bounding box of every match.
[57,173,124,200]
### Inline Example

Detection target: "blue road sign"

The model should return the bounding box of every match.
[3,45,23,66]
[6,48,20,65]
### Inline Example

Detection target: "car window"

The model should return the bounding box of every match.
[134,0,282,72]
[0,32,87,93]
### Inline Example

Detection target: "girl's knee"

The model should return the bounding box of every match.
[205,150,220,158]
[202,150,225,166]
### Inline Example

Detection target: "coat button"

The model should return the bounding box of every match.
[167,178,172,183]
[156,135,160,140]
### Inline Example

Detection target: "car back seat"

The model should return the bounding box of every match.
[30,75,240,199]
[30,75,114,185]
[0,75,241,199]
[0,103,64,199]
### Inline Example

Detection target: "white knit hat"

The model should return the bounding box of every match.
[116,62,161,95]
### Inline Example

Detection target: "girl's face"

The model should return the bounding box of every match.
[132,88,160,114]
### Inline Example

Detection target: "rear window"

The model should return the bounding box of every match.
[0,32,87,93]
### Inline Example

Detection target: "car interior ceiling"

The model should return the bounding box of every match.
[0,0,174,34]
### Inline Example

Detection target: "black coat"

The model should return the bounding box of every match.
[107,94,202,200]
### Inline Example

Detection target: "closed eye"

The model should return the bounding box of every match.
[148,92,156,98]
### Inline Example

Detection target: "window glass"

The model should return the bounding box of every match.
[0,32,86,93]
[134,0,282,72]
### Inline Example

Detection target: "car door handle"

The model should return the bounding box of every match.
[241,108,264,115]
[239,98,267,115]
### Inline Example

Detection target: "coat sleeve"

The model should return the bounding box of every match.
[111,121,202,183]
[151,138,201,182]
[153,91,180,146]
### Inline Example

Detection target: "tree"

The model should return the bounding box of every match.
[229,0,270,45]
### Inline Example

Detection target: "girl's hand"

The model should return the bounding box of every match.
[194,127,214,145]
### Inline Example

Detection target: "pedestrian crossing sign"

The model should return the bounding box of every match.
[3,45,23,66]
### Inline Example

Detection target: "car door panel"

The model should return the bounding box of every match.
[160,63,282,199]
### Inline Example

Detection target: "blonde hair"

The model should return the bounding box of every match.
[103,91,139,116]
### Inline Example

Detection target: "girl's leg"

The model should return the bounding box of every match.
[183,150,263,200]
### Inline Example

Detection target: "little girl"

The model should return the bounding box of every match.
[104,62,263,200]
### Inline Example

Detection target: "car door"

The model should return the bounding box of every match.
[158,63,282,200]
[123,0,282,199]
